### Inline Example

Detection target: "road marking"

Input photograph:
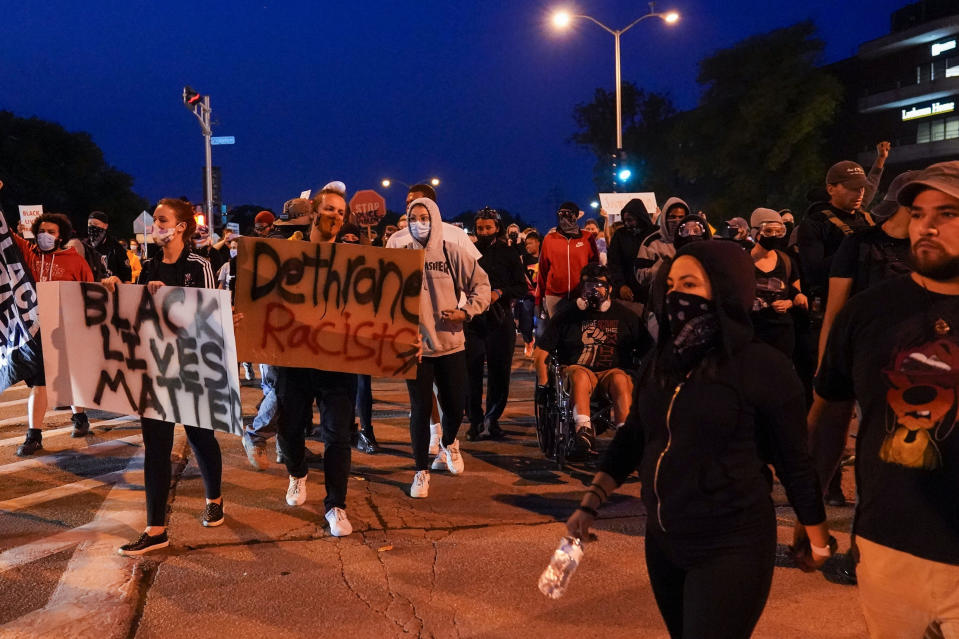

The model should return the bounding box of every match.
[0,397,27,409]
[0,434,142,476]
[0,409,72,428]
[0,415,138,447]
[0,470,129,512]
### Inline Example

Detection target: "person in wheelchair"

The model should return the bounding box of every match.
[534,264,653,459]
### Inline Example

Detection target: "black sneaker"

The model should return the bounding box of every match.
[16,437,42,457]
[202,501,224,527]
[71,413,90,437]
[357,432,379,455]
[118,531,169,556]
[568,427,595,461]
[465,424,482,442]
[482,418,504,440]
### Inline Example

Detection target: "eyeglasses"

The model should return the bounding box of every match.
[677,221,706,237]
[254,224,269,232]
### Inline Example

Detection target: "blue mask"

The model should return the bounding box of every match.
[410,221,431,243]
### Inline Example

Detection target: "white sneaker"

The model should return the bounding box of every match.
[431,453,447,470]
[286,474,307,506]
[325,507,353,537]
[410,470,430,498]
[428,423,441,456]
[441,439,464,475]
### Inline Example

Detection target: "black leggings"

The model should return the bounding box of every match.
[406,351,467,470]
[644,513,777,639]
[142,418,222,527]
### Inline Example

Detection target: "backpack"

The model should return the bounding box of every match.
[854,236,911,295]
[820,208,875,236]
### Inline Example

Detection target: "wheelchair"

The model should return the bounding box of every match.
[535,354,615,470]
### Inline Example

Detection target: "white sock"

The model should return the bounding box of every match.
[574,413,591,432]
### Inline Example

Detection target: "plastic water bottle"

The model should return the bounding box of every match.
[538,536,584,599]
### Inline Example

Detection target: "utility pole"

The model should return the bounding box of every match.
[182,87,213,222]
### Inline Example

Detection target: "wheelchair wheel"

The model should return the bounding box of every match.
[535,399,556,457]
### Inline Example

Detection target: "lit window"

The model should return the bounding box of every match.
[918,121,931,144]
[947,58,959,78]
[932,119,945,141]
[917,65,922,84]
[931,62,936,82]
[947,117,959,140]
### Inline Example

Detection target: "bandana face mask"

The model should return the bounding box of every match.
[557,209,579,235]
[87,225,106,245]
[665,290,720,367]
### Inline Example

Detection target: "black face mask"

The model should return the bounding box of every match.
[758,235,784,251]
[87,225,106,245]
[508,231,519,241]
[475,235,495,249]
[557,211,579,236]
[783,222,794,237]
[665,291,720,367]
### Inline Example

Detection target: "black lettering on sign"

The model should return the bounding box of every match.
[93,370,137,411]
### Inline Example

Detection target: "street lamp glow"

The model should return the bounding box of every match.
[381,179,391,188]
[618,168,632,181]
[552,10,572,29]
[430,178,440,187]
[664,11,679,24]
[590,201,599,209]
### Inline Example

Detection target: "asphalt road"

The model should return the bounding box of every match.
[0,350,865,638]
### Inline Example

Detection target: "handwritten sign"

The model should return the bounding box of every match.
[598,192,657,225]
[38,282,243,435]
[0,210,42,390]
[234,237,424,378]
[18,205,42,239]
[349,190,386,227]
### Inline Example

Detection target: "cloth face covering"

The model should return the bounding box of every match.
[557,210,579,236]
[666,291,720,367]
[229,248,238,259]
[87,225,106,245]
[475,235,495,249]
[152,226,176,246]
[37,232,57,252]
[758,235,784,251]
[410,221,431,243]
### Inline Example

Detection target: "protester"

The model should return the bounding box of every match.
[810,161,959,635]
[216,237,239,299]
[104,198,223,555]
[749,208,806,357]
[397,197,490,498]
[83,211,132,282]
[672,213,711,250]
[253,210,284,239]
[126,238,142,283]
[12,213,95,456]
[534,264,651,458]
[381,224,398,246]
[607,199,655,315]
[516,231,540,358]
[271,185,357,536]
[465,207,527,440]
[635,197,688,304]
[583,217,606,264]
[567,241,832,638]
[536,202,599,319]
[192,223,228,274]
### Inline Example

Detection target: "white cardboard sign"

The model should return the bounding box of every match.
[38,282,243,435]
[598,192,657,225]
[18,205,42,239]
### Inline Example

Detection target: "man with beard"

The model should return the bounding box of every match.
[465,207,527,440]
[809,161,959,636]
[607,198,655,315]
[84,211,131,282]
[537,201,599,319]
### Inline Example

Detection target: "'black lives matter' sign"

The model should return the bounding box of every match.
[38,282,242,435]
[0,209,42,391]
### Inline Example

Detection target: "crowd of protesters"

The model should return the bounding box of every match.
[1,136,957,637]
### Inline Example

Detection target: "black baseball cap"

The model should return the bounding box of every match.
[825,161,868,189]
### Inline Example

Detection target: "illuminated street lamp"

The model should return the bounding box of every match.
[551,2,679,152]
[381,177,441,190]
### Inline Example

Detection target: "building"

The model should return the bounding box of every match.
[831,0,959,179]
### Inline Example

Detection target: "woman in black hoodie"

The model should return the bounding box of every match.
[566,241,833,639]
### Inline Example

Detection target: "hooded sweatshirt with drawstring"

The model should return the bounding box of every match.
[397,198,491,358]
[13,234,94,283]
[634,196,689,301]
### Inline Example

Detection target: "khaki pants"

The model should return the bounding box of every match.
[857,536,959,638]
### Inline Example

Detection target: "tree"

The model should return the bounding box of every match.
[0,111,149,235]
[676,21,842,221]
[570,83,677,193]
[227,204,274,236]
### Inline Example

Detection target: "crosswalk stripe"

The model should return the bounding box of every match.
[0,434,142,476]
[0,470,130,512]
[0,415,138,447]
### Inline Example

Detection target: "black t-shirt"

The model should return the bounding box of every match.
[817,275,959,564]
[538,301,651,373]
[752,251,796,327]
[829,226,911,296]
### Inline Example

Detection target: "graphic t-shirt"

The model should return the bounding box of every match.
[522,253,539,296]
[538,301,650,373]
[818,275,959,564]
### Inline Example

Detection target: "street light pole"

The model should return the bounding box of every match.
[553,2,679,153]
[183,87,214,221]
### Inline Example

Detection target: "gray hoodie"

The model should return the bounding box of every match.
[634,196,689,295]
[399,198,491,357]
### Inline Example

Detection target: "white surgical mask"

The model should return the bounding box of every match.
[410,221,431,242]
[36,232,57,252]
[152,226,176,245]
[229,248,238,259]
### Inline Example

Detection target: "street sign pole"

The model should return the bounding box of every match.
[201,96,213,224]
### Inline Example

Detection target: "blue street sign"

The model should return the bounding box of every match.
[210,136,235,145]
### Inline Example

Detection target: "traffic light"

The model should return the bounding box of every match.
[182,86,202,107]
[613,150,633,188]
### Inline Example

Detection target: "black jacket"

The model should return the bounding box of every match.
[474,239,526,327]
[607,228,649,299]
[600,241,825,536]
[83,236,132,282]
[796,202,874,300]
[137,246,215,289]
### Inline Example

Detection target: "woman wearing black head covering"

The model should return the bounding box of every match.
[566,241,833,639]
[606,199,655,315]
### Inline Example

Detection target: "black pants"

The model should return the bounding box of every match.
[406,351,467,470]
[142,419,222,527]
[514,296,535,344]
[275,367,355,511]
[355,374,373,435]
[644,512,777,639]
[465,314,516,427]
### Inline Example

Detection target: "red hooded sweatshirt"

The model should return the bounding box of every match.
[535,229,598,304]
[13,234,94,283]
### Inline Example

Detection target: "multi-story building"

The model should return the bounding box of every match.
[831,0,959,179]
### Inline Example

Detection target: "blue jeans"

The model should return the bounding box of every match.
[245,364,278,445]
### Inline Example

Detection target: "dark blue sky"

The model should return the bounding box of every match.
[2,0,909,230]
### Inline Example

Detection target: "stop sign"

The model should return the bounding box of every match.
[349,190,386,227]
